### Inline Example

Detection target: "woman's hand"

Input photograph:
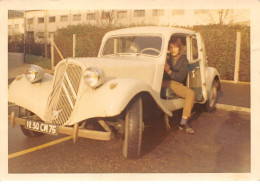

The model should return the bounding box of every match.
[164,63,172,75]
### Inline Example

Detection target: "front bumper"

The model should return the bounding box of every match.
[9,112,112,143]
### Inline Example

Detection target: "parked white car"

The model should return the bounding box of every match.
[8,26,220,158]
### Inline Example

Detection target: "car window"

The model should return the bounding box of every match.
[102,36,162,56]
[191,37,199,60]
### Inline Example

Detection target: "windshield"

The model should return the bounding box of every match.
[102,35,162,56]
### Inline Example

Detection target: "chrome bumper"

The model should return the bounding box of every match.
[9,112,112,143]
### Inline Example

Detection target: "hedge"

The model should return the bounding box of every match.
[53,24,119,65]
[32,24,250,82]
[193,25,250,82]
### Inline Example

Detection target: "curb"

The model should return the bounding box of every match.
[216,103,250,113]
[220,80,250,85]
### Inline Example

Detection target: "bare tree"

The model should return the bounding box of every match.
[25,20,33,53]
[95,10,117,26]
[208,9,234,25]
[206,9,249,25]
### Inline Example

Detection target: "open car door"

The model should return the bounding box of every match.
[187,33,208,103]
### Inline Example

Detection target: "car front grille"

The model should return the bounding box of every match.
[45,63,82,125]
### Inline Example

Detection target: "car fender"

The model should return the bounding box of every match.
[8,74,53,120]
[205,67,221,96]
[70,78,172,125]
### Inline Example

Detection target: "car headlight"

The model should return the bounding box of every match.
[25,64,45,83]
[83,67,105,88]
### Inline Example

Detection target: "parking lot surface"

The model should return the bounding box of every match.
[8,107,250,173]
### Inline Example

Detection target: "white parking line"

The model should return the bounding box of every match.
[8,136,73,159]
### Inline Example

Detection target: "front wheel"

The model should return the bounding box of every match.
[122,97,143,159]
[205,79,219,112]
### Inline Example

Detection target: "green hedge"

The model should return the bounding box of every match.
[54,24,120,65]
[193,25,250,82]
[54,24,250,82]
[8,35,24,53]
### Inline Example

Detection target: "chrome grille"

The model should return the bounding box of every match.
[47,64,82,125]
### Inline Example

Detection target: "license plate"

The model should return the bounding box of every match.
[25,120,58,135]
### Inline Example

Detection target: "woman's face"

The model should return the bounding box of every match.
[169,43,180,57]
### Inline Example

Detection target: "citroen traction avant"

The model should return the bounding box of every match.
[8,27,220,158]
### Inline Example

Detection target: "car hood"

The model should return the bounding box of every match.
[66,56,157,87]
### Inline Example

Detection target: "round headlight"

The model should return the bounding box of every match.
[83,67,105,88]
[25,65,45,83]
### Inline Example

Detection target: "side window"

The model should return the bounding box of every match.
[191,37,199,60]
[103,38,123,55]
[103,38,114,55]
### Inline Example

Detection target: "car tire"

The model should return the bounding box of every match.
[19,107,44,137]
[205,79,219,112]
[122,97,143,159]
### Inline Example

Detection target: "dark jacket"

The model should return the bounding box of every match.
[163,54,188,85]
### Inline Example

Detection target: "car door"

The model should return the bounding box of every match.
[187,33,207,102]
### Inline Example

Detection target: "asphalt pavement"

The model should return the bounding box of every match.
[8,109,250,173]
[217,82,250,108]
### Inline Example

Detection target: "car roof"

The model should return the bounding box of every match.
[105,26,195,36]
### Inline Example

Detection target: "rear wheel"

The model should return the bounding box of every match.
[122,97,143,159]
[19,107,44,137]
[205,79,219,112]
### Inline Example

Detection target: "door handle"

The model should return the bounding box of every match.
[192,70,195,78]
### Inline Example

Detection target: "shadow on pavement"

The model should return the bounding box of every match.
[213,111,251,172]
[141,108,204,158]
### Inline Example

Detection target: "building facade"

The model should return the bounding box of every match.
[8,10,25,41]
[8,9,250,43]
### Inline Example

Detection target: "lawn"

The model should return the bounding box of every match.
[25,54,51,69]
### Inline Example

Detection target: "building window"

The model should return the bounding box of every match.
[172,9,185,15]
[22,24,24,28]
[37,32,44,38]
[101,12,110,19]
[194,9,209,14]
[134,10,145,17]
[153,9,164,16]
[27,18,33,24]
[60,15,68,22]
[38,17,44,23]
[15,24,19,29]
[87,13,95,20]
[117,11,127,19]
[73,14,81,21]
[8,10,24,19]
[8,25,12,33]
[49,16,56,23]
